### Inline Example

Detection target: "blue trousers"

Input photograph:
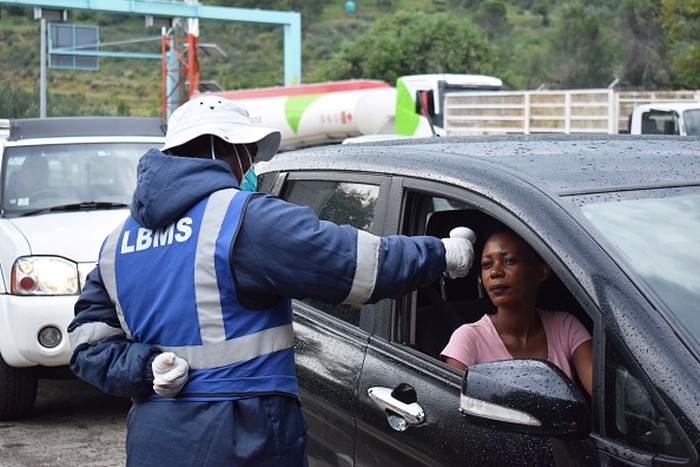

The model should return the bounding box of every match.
[125,395,308,466]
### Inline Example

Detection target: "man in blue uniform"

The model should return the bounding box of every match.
[68,96,474,466]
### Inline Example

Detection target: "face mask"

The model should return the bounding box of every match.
[235,143,257,192]
[240,164,257,192]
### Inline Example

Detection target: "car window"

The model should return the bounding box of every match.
[683,109,700,135]
[640,110,679,135]
[605,335,689,458]
[282,179,380,326]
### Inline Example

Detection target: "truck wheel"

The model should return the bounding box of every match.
[0,355,38,420]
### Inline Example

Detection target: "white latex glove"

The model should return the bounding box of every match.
[152,352,189,398]
[440,227,476,279]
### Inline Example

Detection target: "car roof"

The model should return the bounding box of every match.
[264,134,700,196]
[634,102,700,112]
[6,116,166,141]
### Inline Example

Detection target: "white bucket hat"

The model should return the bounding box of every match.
[162,95,282,161]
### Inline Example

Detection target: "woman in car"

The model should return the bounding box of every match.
[440,226,593,395]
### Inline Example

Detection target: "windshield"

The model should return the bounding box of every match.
[582,193,700,347]
[1,142,154,216]
[683,109,700,135]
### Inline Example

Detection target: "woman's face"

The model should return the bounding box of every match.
[480,231,549,309]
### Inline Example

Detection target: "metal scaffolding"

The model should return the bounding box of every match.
[161,17,200,119]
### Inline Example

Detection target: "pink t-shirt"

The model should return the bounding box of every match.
[440,310,591,378]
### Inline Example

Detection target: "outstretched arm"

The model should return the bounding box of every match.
[234,194,453,304]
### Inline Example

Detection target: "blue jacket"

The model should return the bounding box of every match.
[68,149,447,400]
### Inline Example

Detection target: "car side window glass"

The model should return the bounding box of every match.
[282,179,380,326]
[605,336,688,457]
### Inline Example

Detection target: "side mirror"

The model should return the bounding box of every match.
[460,359,589,440]
[414,90,436,117]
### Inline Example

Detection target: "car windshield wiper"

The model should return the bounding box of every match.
[20,201,129,216]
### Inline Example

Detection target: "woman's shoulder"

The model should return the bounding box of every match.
[538,309,588,332]
[453,314,494,335]
[538,309,577,322]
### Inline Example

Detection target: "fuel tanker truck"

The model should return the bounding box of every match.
[204,74,504,150]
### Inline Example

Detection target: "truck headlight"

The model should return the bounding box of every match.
[11,256,79,296]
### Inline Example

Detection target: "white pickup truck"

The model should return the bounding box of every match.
[0,117,165,419]
[628,102,700,135]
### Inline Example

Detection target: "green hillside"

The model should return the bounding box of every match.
[1,0,698,118]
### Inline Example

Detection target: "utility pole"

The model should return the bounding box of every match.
[34,7,67,118]
[39,16,46,118]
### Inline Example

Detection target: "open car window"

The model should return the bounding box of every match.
[400,193,593,387]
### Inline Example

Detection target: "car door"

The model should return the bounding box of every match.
[357,337,557,466]
[354,181,560,466]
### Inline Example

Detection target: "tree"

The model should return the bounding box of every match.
[616,0,670,88]
[316,10,497,84]
[659,0,700,88]
[531,0,551,27]
[474,1,510,41]
[546,2,618,88]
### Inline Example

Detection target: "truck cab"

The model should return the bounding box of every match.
[629,102,700,135]
[394,73,503,137]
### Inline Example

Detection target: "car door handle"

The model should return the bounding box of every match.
[368,386,425,426]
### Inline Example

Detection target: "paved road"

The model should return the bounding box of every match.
[0,378,130,467]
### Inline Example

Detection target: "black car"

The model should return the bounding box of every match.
[256,134,700,466]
